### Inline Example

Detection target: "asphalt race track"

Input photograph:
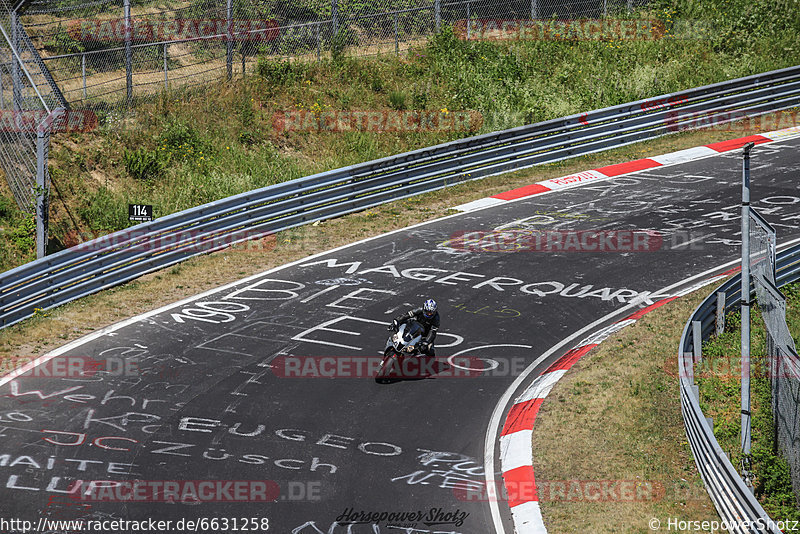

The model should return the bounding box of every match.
[1,137,799,534]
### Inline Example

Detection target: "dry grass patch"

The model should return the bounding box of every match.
[531,288,721,533]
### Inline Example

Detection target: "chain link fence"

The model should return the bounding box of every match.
[0,0,63,251]
[21,0,649,111]
[748,208,800,505]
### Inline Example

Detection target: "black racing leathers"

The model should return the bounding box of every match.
[394,308,440,355]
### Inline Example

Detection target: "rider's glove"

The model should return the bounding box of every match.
[389,320,398,331]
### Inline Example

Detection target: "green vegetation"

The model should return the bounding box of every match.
[698,283,800,520]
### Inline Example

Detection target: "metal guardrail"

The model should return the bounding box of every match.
[1,64,800,329]
[679,243,800,534]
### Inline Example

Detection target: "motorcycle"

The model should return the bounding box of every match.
[375,320,430,383]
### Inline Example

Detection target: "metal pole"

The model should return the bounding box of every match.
[226,0,233,80]
[531,0,539,20]
[0,70,5,109]
[740,141,755,491]
[394,12,399,55]
[241,50,245,76]
[466,2,471,39]
[316,23,321,61]
[435,0,441,32]
[81,53,87,100]
[35,130,47,259]
[332,0,339,36]
[11,10,22,112]
[163,43,168,91]
[124,0,132,102]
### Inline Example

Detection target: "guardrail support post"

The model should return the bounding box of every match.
[226,0,233,80]
[716,291,726,335]
[124,0,133,103]
[692,320,702,363]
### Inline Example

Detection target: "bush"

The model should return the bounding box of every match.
[389,90,407,110]
[123,148,164,181]
[256,59,301,85]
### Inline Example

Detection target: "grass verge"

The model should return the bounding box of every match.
[531,283,800,532]
[530,289,718,532]
[697,283,800,521]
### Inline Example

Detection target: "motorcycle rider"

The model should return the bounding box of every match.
[390,299,440,357]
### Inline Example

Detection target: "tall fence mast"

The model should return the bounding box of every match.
[740,140,755,491]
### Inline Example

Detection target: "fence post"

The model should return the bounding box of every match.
[35,130,48,259]
[332,0,339,36]
[226,0,233,80]
[394,12,399,55]
[124,0,132,103]
[0,66,6,109]
[81,53,87,100]
[241,50,245,76]
[531,0,539,20]
[716,291,726,334]
[315,23,321,60]
[163,43,168,91]
[11,9,22,112]
[466,2,471,39]
[435,0,441,32]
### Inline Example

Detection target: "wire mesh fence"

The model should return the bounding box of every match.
[749,207,800,506]
[0,0,64,218]
[21,0,651,111]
